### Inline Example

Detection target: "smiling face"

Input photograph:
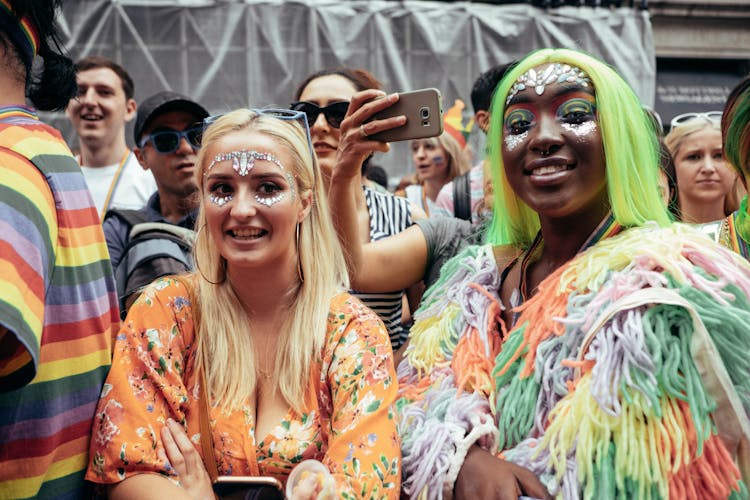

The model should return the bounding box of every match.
[501,64,608,223]
[672,126,735,213]
[296,74,357,180]
[66,67,136,149]
[202,129,311,274]
[135,110,202,200]
[410,138,450,183]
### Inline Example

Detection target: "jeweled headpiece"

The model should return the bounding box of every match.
[206,150,285,176]
[506,63,591,105]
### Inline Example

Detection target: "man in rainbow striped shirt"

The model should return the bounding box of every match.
[0,1,119,498]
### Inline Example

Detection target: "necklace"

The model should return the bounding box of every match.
[257,368,272,380]
[502,213,621,326]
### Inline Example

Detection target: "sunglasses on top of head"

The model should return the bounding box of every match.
[669,111,723,129]
[290,101,350,129]
[139,125,203,154]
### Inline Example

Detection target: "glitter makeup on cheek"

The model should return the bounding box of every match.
[210,194,232,206]
[504,131,528,151]
[255,191,287,207]
[562,121,597,137]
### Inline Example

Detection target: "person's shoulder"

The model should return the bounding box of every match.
[582,222,750,276]
[135,274,197,307]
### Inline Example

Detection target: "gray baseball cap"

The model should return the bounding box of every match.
[134,91,209,145]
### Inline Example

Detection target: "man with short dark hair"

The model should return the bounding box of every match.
[66,55,156,217]
[103,91,208,313]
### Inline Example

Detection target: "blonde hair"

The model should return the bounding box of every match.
[664,116,721,160]
[192,109,349,411]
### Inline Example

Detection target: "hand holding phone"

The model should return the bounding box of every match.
[212,475,284,500]
[365,88,444,142]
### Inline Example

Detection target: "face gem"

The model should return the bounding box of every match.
[506,64,591,104]
[210,193,232,206]
[206,150,286,176]
[561,121,597,138]
[255,192,286,207]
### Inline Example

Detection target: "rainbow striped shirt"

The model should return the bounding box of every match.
[0,106,119,499]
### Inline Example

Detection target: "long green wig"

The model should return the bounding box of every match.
[722,75,750,184]
[485,48,670,247]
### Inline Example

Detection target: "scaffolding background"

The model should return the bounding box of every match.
[50,0,655,181]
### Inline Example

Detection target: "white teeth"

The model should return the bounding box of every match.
[532,165,567,176]
[233,229,264,238]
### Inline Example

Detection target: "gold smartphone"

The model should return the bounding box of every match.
[212,475,284,500]
[366,87,444,142]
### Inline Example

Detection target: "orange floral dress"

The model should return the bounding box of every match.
[85,277,401,499]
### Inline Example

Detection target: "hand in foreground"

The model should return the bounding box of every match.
[333,90,406,181]
[455,445,550,500]
[287,459,336,500]
[161,418,216,500]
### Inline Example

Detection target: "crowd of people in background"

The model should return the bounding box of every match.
[4,1,750,499]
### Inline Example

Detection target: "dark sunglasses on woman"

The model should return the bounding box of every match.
[290,101,349,129]
[139,125,203,154]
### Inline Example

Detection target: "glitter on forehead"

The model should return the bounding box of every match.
[506,63,592,105]
[504,131,528,152]
[561,121,598,137]
[206,149,286,176]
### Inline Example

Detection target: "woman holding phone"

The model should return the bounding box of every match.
[85,109,401,499]
[396,48,750,499]
[291,68,426,349]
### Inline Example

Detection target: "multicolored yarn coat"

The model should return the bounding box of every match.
[397,223,750,499]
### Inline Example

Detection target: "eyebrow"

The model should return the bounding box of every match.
[506,84,595,107]
[205,171,288,182]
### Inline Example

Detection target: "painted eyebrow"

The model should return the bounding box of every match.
[506,84,595,107]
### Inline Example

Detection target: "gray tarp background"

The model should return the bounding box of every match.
[50,0,655,181]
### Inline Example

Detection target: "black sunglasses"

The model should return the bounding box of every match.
[290,101,349,129]
[139,125,202,154]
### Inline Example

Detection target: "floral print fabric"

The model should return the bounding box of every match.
[85,277,400,499]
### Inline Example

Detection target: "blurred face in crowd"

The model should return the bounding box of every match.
[66,67,136,150]
[672,126,735,219]
[410,138,450,184]
[501,64,607,222]
[296,75,355,182]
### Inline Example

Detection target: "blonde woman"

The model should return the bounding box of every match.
[665,112,739,223]
[85,109,401,499]
[399,131,470,216]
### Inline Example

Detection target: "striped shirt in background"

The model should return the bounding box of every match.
[351,187,413,349]
[0,106,119,499]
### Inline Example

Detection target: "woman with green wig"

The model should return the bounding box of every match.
[397,48,750,499]
[707,75,750,258]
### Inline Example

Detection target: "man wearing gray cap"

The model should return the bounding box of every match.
[103,91,208,314]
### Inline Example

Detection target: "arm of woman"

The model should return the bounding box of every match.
[328,90,404,276]
[85,277,198,491]
[350,224,429,292]
[109,474,195,500]
[321,296,401,499]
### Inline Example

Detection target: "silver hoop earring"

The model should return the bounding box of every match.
[296,222,304,284]
[194,224,226,285]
